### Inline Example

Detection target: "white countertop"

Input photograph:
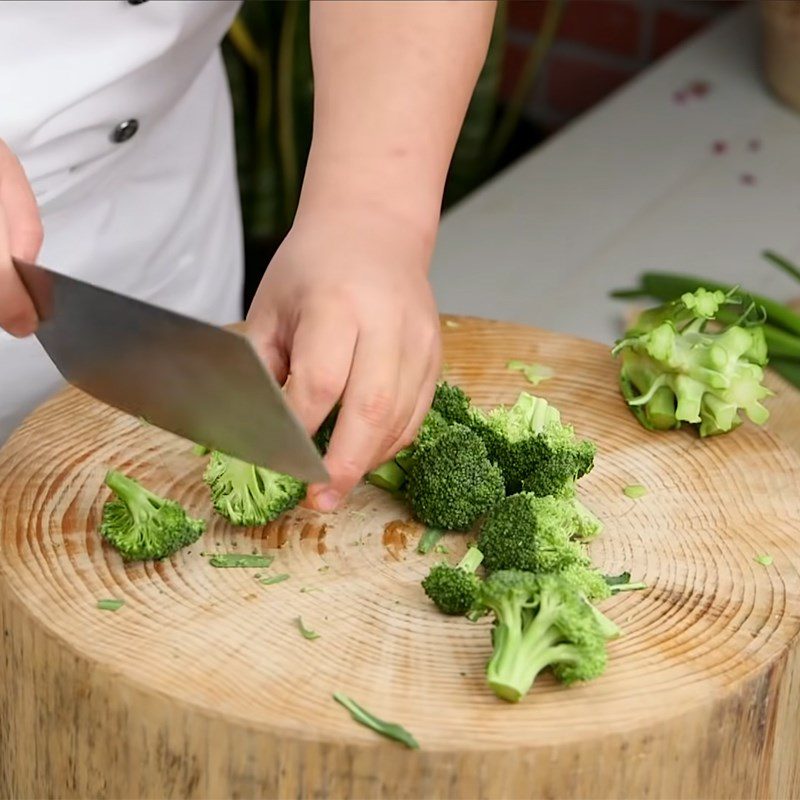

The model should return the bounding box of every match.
[431,4,800,345]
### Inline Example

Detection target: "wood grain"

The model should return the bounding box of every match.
[1,316,800,800]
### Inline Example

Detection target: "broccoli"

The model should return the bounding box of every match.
[613,288,772,436]
[471,393,596,496]
[475,571,611,702]
[203,451,306,526]
[477,493,588,574]
[406,423,504,531]
[99,470,206,561]
[553,480,603,540]
[422,546,484,615]
[366,460,407,493]
[431,381,473,426]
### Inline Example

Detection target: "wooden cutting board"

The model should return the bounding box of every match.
[1,316,799,800]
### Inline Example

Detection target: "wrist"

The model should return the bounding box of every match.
[294,147,442,264]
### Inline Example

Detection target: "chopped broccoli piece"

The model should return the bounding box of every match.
[417,526,445,554]
[555,480,604,540]
[406,424,504,531]
[507,360,554,386]
[422,546,484,615]
[431,381,473,426]
[475,571,612,702]
[477,493,587,574]
[100,471,206,561]
[203,451,306,526]
[366,460,407,492]
[754,554,773,567]
[471,393,596,495]
[613,288,772,436]
[623,484,647,499]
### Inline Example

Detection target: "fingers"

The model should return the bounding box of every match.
[309,325,402,510]
[283,307,358,438]
[244,316,290,386]
[0,143,42,337]
[378,341,440,464]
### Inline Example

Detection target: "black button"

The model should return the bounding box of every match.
[111,119,139,144]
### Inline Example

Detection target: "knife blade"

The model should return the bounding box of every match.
[13,258,328,484]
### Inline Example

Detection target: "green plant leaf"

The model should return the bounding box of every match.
[333,692,420,749]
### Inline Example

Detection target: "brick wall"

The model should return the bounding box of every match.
[504,0,740,130]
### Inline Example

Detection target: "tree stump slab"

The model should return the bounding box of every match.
[1,317,799,800]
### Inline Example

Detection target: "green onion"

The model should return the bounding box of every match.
[333,692,419,749]
[208,553,274,568]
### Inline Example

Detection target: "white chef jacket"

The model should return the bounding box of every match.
[0,0,245,444]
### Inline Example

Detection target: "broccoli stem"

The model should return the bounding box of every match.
[458,546,484,574]
[366,460,407,492]
[487,595,568,702]
[105,470,160,514]
[417,527,444,554]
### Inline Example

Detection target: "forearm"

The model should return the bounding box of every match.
[297,0,496,250]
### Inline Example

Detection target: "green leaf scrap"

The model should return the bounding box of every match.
[754,554,773,567]
[333,692,419,749]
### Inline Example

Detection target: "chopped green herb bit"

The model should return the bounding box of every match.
[97,598,125,612]
[755,554,773,567]
[506,359,555,386]
[417,527,444,555]
[300,586,322,594]
[192,443,210,456]
[318,565,330,573]
[444,320,460,329]
[297,616,320,640]
[208,553,274,568]
[433,544,450,554]
[333,692,419,749]
[623,484,648,499]
[259,573,290,585]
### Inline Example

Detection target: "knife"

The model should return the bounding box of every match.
[12,258,328,484]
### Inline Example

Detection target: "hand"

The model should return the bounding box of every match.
[0,138,43,336]
[246,204,442,512]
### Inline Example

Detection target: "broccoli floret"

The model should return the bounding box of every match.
[613,288,772,436]
[406,424,504,531]
[471,393,596,495]
[553,480,603,540]
[477,493,589,574]
[203,451,306,526]
[422,546,484,615]
[431,381,473,426]
[476,571,611,702]
[99,470,206,561]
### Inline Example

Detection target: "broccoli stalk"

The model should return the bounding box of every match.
[366,459,407,493]
[422,546,485,615]
[613,288,772,436]
[477,571,611,702]
[100,470,206,561]
[203,451,306,526]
